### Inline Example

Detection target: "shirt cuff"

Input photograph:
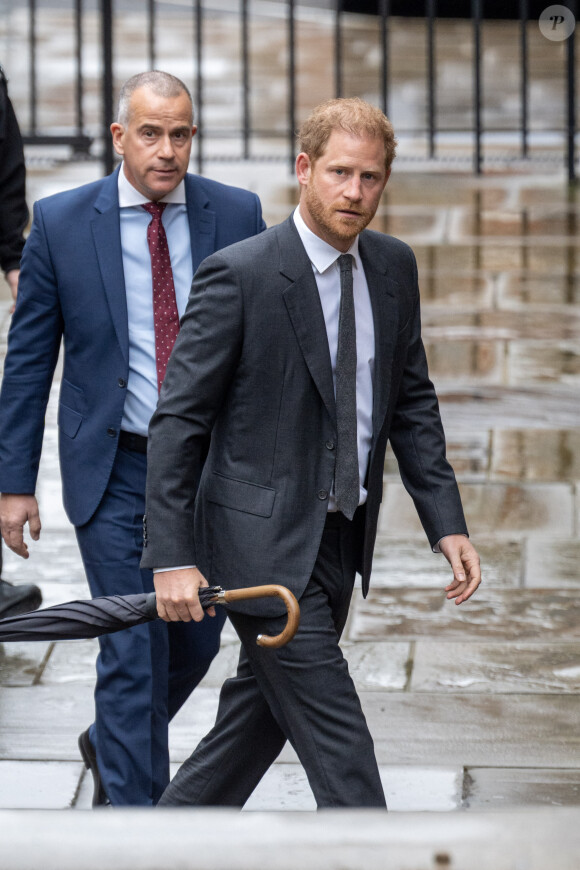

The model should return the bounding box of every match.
[153,565,195,573]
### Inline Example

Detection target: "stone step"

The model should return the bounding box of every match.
[2,807,580,870]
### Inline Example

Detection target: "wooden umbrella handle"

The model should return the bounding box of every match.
[221,584,300,649]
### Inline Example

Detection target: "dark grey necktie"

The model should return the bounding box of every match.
[334,253,359,520]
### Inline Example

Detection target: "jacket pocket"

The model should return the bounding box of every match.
[207,472,276,518]
[58,404,82,439]
[59,378,85,413]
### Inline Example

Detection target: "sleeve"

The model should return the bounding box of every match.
[387,247,468,548]
[0,200,63,494]
[141,250,244,569]
[0,68,29,275]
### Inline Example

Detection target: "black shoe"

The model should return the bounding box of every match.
[78,729,110,807]
[0,578,42,619]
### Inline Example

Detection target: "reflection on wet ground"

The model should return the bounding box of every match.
[0,3,579,818]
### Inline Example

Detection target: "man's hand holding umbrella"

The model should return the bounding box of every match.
[154,566,216,622]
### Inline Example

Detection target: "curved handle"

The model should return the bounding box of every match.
[222,584,300,649]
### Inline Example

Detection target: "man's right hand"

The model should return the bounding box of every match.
[153,566,215,623]
[0,493,42,558]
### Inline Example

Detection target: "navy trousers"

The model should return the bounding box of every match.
[75,445,225,806]
[159,510,386,809]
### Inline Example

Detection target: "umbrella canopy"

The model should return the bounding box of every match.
[0,584,299,649]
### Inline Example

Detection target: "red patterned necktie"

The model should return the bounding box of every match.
[142,201,180,391]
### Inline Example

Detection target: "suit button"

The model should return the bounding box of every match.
[325,440,335,450]
[118,378,127,388]
[107,427,117,438]
[317,489,328,500]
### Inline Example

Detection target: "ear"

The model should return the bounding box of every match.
[110,123,125,157]
[191,125,198,139]
[381,168,391,193]
[295,152,312,186]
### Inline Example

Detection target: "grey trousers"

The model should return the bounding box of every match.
[158,511,386,809]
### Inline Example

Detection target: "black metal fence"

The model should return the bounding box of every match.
[13,0,579,180]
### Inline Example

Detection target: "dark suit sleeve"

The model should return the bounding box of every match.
[387,247,468,547]
[0,201,63,494]
[0,70,28,275]
[142,251,243,569]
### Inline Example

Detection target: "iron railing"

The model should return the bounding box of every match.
[11,0,579,180]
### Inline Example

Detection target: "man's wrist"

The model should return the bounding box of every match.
[433,533,468,553]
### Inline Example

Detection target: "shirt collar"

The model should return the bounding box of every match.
[293,206,360,275]
[118,163,187,207]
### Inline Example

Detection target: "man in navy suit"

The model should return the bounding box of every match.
[0,70,265,806]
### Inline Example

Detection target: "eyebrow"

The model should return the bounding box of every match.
[138,123,191,134]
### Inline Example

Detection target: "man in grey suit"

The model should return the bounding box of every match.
[142,97,481,808]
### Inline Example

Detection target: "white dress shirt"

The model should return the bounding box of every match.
[293,207,375,510]
[118,167,193,436]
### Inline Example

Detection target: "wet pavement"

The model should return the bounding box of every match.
[0,159,579,818]
[0,2,578,855]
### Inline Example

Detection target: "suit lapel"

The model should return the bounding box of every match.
[359,233,400,440]
[184,174,216,273]
[91,168,129,363]
[279,218,337,425]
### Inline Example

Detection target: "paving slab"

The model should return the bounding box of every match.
[0,531,85,586]
[425,337,504,382]
[167,688,580,770]
[196,639,241,688]
[500,272,580,306]
[0,760,80,809]
[0,641,51,687]
[369,535,522,588]
[437,385,580,430]
[490,429,580,481]
[349,589,580,642]
[362,693,580,768]
[239,763,464,813]
[420,272,494,308]
[411,642,580,693]
[0,683,223,763]
[507,340,580,386]
[38,640,97,685]
[0,684,95,760]
[525,538,580,588]
[456,208,580,239]
[464,767,580,811]
[424,308,580,341]
[379,481,575,538]
[340,641,411,691]
[2,757,466,813]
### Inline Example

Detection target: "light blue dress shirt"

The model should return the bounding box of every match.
[118,167,193,436]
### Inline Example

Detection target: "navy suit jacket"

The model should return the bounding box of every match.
[142,217,468,614]
[0,168,265,526]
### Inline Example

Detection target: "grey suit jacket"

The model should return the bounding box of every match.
[142,216,468,613]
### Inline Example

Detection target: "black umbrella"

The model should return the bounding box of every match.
[0,584,299,649]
